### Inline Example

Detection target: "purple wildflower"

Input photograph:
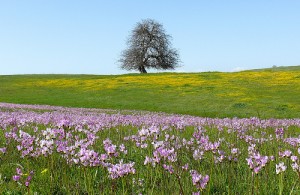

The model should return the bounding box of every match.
[279,150,292,158]
[291,155,298,162]
[182,163,189,171]
[276,162,287,174]
[190,170,209,190]
[291,162,300,172]
[193,149,204,160]
[119,144,128,154]
[275,128,284,139]
[0,147,6,154]
[13,175,21,181]
[16,167,22,175]
[107,160,135,179]
[163,164,174,174]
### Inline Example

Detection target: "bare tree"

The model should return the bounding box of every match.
[119,19,180,73]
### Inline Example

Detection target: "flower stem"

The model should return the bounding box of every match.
[176,173,184,195]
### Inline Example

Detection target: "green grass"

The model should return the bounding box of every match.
[0,67,300,118]
[248,65,300,72]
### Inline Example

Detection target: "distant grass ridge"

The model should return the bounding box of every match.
[246,65,300,72]
[0,67,300,118]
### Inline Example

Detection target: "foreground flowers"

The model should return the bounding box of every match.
[1,103,300,194]
[190,170,209,191]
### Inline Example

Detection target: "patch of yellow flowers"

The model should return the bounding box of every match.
[18,71,300,91]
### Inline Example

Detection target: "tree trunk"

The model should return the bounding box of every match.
[138,66,147,73]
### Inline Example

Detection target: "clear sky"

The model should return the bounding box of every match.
[0,1,299,75]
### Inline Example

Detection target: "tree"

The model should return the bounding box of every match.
[119,19,180,73]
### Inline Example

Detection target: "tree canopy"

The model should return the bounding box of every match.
[119,19,180,73]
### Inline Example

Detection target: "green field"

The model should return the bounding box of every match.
[1,66,300,118]
[1,66,300,194]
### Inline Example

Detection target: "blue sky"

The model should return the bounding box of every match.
[0,1,299,75]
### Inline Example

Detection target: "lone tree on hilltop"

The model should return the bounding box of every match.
[119,19,180,73]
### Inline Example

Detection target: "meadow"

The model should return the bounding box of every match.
[1,66,300,194]
[0,66,300,118]
[1,103,300,194]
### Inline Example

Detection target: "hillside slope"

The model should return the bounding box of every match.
[0,70,300,118]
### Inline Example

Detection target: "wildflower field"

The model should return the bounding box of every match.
[1,103,300,194]
[1,67,300,118]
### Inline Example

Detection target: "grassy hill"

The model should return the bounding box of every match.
[1,68,300,118]
[246,65,300,72]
